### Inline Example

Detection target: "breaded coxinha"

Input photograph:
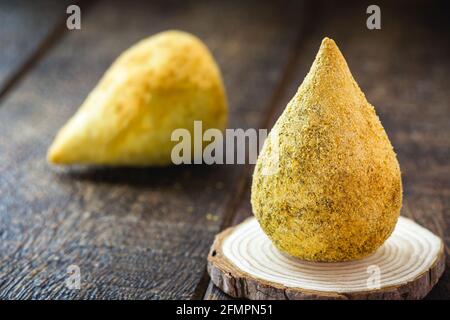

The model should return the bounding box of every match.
[48,30,227,166]
[252,38,402,262]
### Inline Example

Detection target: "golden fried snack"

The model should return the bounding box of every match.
[48,30,227,166]
[251,38,402,261]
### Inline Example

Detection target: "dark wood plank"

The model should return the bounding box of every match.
[204,281,232,300]
[0,0,71,99]
[0,0,304,299]
[205,0,450,299]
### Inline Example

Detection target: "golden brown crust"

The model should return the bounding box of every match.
[48,30,227,166]
[251,38,402,261]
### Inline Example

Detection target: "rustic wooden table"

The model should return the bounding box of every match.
[0,0,448,299]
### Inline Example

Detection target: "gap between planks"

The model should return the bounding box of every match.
[0,0,94,105]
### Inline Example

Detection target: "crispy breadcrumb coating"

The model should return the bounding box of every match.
[252,38,402,262]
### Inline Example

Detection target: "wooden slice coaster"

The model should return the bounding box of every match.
[207,216,445,300]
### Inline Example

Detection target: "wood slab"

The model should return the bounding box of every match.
[208,216,445,299]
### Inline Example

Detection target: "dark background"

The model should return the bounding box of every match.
[0,0,448,299]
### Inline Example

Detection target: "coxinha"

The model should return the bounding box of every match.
[252,37,402,262]
[47,30,228,166]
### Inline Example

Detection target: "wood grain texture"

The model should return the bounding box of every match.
[208,217,445,300]
[205,0,450,299]
[0,0,304,299]
[0,0,71,99]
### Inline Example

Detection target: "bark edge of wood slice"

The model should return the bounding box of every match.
[207,216,445,300]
